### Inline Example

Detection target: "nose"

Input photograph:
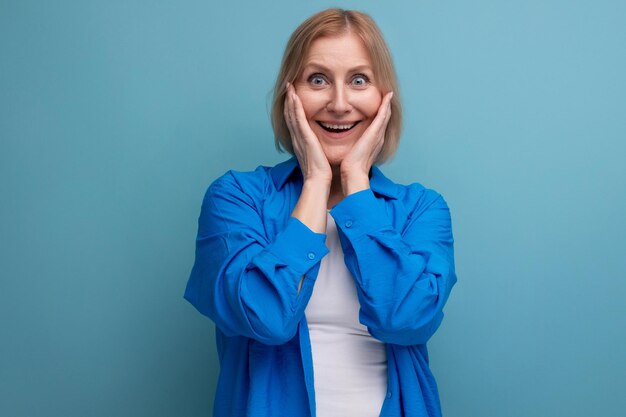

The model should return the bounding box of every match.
[326,85,352,114]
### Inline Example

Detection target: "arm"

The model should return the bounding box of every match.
[184,172,329,345]
[329,187,457,346]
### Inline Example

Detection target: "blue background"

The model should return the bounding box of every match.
[1,1,625,416]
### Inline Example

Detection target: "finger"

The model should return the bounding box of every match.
[359,91,393,141]
[283,83,292,122]
[377,92,394,135]
[373,92,393,129]
[384,93,393,125]
[283,86,291,124]
[287,86,298,135]
[287,84,301,135]
[292,92,312,137]
[284,87,301,154]
[287,86,310,159]
[284,101,296,141]
[382,91,393,119]
[291,89,320,145]
[284,92,295,138]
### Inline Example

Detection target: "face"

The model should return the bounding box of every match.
[294,32,383,167]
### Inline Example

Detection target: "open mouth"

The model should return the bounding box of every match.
[317,121,360,133]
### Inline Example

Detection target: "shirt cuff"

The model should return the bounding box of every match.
[329,188,392,240]
[266,216,330,277]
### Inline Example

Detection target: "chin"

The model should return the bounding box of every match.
[327,158,343,168]
[321,145,350,168]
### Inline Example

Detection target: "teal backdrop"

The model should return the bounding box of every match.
[1,1,625,416]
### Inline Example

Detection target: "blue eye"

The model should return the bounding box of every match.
[308,74,326,86]
[352,74,369,86]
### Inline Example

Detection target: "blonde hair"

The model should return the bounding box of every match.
[271,8,402,164]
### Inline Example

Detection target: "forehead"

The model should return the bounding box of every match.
[304,32,372,68]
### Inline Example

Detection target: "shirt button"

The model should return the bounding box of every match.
[386,391,392,399]
[345,220,353,228]
[307,252,315,260]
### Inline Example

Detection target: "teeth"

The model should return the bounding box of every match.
[320,122,356,130]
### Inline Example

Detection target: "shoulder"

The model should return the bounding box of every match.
[389,180,454,243]
[203,163,274,205]
[380,172,450,219]
[404,183,449,215]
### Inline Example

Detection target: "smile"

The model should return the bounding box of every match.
[317,121,360,133]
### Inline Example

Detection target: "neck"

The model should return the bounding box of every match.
[327,164,344,209]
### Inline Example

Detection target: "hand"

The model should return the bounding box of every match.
[340,91,393,180]
[284,83,333,184]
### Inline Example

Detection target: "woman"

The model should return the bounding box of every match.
[184,8,457,417]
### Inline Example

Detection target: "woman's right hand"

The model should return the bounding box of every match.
[284,83,333,184]
[284,82,331,233]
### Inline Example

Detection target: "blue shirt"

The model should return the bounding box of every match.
[184,156,457,417]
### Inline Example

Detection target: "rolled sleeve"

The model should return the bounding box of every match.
[184,173,330,345]
[329,187,457,346]
[329,189,392,239]
[265,216,330,278]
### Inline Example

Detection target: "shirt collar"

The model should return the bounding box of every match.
[269,156,399,199]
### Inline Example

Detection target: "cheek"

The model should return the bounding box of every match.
[296,90,326,119]
[364,92,383,118]
[356,91,383,119]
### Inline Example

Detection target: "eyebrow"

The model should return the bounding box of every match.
[302,62,373,73]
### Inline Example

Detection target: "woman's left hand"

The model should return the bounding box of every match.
[340,91,393,192]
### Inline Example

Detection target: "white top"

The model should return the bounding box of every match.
[305,211,388,417]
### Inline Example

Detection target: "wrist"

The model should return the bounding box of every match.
[303,175,332,189]
[302,166,333,184]
[293,179,330,234]
[341,172,370,196]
